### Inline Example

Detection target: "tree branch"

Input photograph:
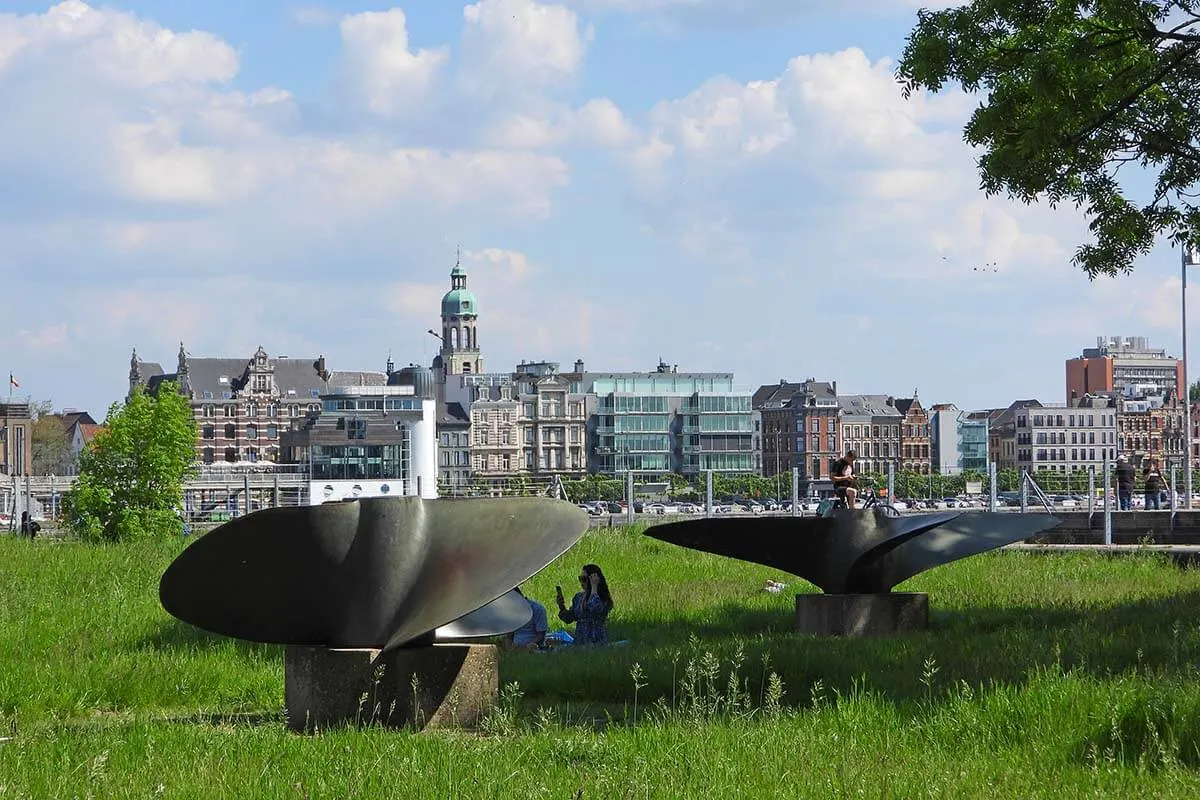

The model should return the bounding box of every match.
[1064,43,1200,148]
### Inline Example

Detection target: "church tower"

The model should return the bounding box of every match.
[438,255,483,378]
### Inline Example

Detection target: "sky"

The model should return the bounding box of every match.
[0,0,1192,418]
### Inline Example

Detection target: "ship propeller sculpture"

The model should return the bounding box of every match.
[646,509,1061,595]
[159,496,589,653]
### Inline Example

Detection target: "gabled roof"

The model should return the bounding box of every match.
[837,394,901,417]
[753,380,836,410]
[78,423,104,443]
[57,411,98,429]
[139,354,386,401]
[893,397,922,415]
[437,400,470,426]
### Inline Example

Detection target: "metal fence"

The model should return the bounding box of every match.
[5,460,1196,538]
[0,470,311,530]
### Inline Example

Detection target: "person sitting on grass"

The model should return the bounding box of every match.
[510,586,549,650]
[555,563,613,646]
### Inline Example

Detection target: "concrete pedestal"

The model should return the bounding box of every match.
[795,593,928,637]
[284,643,498,732]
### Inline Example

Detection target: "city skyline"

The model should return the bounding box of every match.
[1,1,1195,419]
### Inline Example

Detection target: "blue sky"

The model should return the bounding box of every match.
[0,0,1191,419]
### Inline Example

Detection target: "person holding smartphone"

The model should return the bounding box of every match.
[555,563,613,646]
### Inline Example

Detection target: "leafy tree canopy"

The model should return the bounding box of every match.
[64,382,197,543]
[897,0,1200,277]
[30,400,72,476]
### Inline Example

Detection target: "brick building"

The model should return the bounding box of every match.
[1114,386,1185,469]
[894,395,932,474]
[131,344,385,465]
[753,379,839,494]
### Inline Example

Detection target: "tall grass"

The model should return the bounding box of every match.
[2,528,1200,797]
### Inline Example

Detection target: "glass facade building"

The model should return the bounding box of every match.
[958,416,989,473]
[589,365,753,475]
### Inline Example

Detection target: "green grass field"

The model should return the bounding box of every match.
[3,527,1200,798]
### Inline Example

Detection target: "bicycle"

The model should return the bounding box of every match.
[819,482,901,518]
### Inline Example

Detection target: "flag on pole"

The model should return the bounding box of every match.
[8,374,18,389]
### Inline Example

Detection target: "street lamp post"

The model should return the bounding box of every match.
[1185,243,1200,508]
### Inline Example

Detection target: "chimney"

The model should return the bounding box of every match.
[832,381,837,395]
[574,359,585,373]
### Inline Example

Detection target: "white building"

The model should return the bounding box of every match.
[282,367,439,504]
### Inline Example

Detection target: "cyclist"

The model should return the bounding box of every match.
[830,450,858,510]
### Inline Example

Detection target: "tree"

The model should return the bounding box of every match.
[30,400,72,475]
[63,382,197,543]
[898,1,1200,277]
[1190,379,1200,404]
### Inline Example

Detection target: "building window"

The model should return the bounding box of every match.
[826,418,835,433]
[202,447,214,464]
[247,425,259,440]
[267,425,278,440]
[224,405,235,418]
[224,447,238,463]
[246,403,257,418]
[812,457,821,478]
[267,404,277,418]
[202,405,214,418]
[202,425,214,440]
[811,434,819,450]
[224,423,236,439]
[347,419,367,439]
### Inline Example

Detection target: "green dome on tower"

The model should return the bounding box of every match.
[441,263,477,317]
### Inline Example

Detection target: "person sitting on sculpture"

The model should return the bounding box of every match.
[830,450,859,510]
[555,564,613,646]
[510,586,549,650]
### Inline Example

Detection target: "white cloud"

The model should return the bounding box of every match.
[0,0,237,85]
[564,0,957,23]
[461,0,591,100]
[0,2,569,263]
[484,97,634,148]
[338,9,449,118]
[618,47,1086,279]
[14,324,70,353]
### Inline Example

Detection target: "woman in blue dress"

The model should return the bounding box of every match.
[555,563,613,645]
